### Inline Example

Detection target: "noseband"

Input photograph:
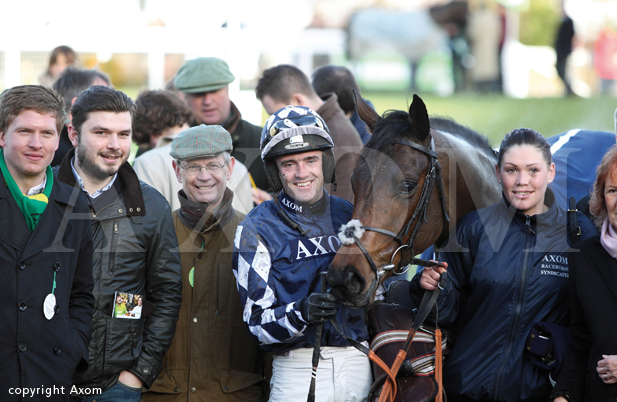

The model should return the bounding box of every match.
[339,136,450,280]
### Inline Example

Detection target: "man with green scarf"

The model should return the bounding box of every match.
[0,85,95,401]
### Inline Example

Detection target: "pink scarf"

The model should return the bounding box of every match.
[600,218,617,259]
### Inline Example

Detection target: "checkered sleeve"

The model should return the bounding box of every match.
[233,222,308,345]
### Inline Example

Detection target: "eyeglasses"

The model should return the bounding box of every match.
[180,163,225,175]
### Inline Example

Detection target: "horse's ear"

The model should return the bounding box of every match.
[353,88,380,132]
[409,94,430,141]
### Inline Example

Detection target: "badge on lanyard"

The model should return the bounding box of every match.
[44,263,59,320]
[44,294,56,320]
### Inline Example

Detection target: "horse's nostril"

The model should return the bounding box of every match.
[343,266,366,295]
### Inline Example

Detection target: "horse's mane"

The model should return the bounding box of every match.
[429,116,495,159]
[359,110,495,162]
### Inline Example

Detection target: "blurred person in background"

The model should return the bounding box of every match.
[554,2,575,96]
[174,57,270,201]
[311,65,373,144]
[40,45,77,87]
[51,67,111,166]
[255,64,363,203]
[467,1,501,93]
[132,89,193,158]
[132,90,253,214]
[594,26,617,96]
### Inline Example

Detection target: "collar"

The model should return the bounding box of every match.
[56,147,146,216]
[226,101,243,140]
[26,174,47,196]
[316,93,342,122]
[278,189,329,216]
[177,187,235,233]
[70,157,118,199]
[500,186,559,228]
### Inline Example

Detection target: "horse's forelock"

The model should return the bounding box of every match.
[361,110,423,154]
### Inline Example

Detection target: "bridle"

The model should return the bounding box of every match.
[341,135,450,280]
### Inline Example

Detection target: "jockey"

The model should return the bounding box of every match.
[232,106,371,401]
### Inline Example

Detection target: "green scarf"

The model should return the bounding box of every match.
[0,148,53,231]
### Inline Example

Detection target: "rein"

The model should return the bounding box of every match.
[343,136,450,279]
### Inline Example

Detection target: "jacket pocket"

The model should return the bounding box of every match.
[218,369,264,397]
[148,369,184,394]
[104,317,145,376]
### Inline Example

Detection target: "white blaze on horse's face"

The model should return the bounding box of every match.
[275,150,325,204]
[497,145,555,216]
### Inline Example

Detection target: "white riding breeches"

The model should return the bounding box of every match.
[269,345,372,402]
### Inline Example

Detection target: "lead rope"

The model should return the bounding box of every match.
[434,302,443,402]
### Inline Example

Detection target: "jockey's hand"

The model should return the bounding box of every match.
[299,292,337,325]
[419,261,448,291]
[597,354,617,384]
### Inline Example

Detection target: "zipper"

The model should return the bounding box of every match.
[492,224,533,399]
[109,221,119,274]
[525,215,536,234]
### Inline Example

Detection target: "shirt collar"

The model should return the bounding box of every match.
[71,156,118,198]
[26,174,47,196]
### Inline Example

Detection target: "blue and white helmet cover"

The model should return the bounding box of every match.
[260,105,333,161]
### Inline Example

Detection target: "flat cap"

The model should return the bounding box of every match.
[174,57,235,93]
[170,125,233,160]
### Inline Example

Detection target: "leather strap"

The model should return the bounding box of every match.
[395,138,438,159]
[307,273,328,402]
[435,328,443,402]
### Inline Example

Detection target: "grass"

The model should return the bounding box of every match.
[364,92,616,146]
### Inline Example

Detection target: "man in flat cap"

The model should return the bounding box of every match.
[143,125,266,402]
[175,57,271,203]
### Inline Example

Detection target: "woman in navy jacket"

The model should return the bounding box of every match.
[414,128,594,402]
[552,145,617,402]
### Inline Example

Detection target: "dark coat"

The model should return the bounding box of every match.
[55,149,182,393]
[0,170,95,401]
[553,235,617,401]
[317,93,364,203]
[411,189,595,402]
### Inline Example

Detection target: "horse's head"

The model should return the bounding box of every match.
[328,93,448,307]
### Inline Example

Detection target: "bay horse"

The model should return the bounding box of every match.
[327,93,501,308]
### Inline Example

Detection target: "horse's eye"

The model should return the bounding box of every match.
[402,180,416,194]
